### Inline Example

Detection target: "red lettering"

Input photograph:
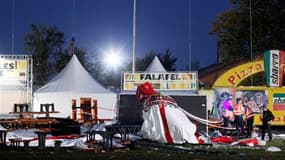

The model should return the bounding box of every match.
[235,72,241,80]
[274,117,280,122]
[241,70,247,77]
[228,76,236,85]
[256,64,263,70]
[248,66,253,73]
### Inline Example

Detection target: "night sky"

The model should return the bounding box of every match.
[0,0,229,70]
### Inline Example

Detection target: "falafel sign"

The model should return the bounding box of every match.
[123,72,198,91]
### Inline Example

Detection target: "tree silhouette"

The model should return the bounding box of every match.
[211,0,285,63]
[24,24,64,87]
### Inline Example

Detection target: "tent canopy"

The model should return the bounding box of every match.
[33,55,117,119]
[145,56,167,72]
[36,55,111,93]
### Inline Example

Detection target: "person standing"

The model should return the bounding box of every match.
[222,99,234,127]
[245,97,258,138]
[245,108,254,138]
[234,99,245,138]
[261,106,275,141]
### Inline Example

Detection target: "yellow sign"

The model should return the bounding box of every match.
[0,58,27,81]
[234,86,285,126]
[212,59,285,126]
[253,88,285,126]
[213,60,264,87]
[123,72,198,91]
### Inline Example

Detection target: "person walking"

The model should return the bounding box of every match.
[234,99,245,138]
[261,106,275,141]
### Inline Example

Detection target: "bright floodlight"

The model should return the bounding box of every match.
[103,49,122,70]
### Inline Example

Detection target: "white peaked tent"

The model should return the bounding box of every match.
[33,55,117,120]
[145,56,167,72]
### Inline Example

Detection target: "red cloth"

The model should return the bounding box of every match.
[136,82,157,101]
[159,104,173,144]
[195,133,204,144]
[211,136,234,144]
[238,138,258,146]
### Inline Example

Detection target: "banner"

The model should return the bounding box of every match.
[0,55,32,113]
[273,93,285,111]
[212,87,235,120]
[264,50,285,87]
[0,58,27,81]
[236,90,268,114]
[213,60,264,87]
[269,90,285,125]
[123,72,198,91]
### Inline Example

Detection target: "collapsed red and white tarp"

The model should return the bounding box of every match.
[136,82,199,144]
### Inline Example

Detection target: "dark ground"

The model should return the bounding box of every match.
[0,139,284,160]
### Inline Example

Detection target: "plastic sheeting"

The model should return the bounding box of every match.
[266,146,282,152]
[4,127,130,149]
[0,124,7,130]
[6,129,88,149]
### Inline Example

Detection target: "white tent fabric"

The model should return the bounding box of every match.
[0,124,7,130]
[33,55,117,119]
[145,56,167,72]
[140,103,198,144]
[0,81,30,113]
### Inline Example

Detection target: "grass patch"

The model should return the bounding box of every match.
[0,139,284,160]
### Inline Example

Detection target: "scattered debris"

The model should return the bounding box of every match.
[266,146,282,152]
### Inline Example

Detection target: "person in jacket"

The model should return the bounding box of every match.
[234,99,245,138]
[245,97,258,138]
[261,106,275,141]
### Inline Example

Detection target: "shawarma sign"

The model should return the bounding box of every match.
[264,50,285,87]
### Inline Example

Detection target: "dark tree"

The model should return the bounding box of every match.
[24,24,64,87]
[135,51,157,71]
[24,25,92,88]
[55,47,88,73]
[158,49,177,71]
[211,0,285,63]
[135,49,177,71]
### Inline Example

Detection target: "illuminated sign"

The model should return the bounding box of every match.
[213,60,264,87]
[123,72,198,91]
[264,50,285,87]
[273,93,285,111]
[0,59,27,80]
[0,55,31,83]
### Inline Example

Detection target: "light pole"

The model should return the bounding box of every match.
[11,0,15,54]
[132,0,136,73]
[250,0,253,86]
[189,0,192,71]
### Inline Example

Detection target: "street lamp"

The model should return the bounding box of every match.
[103,48,123,70]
